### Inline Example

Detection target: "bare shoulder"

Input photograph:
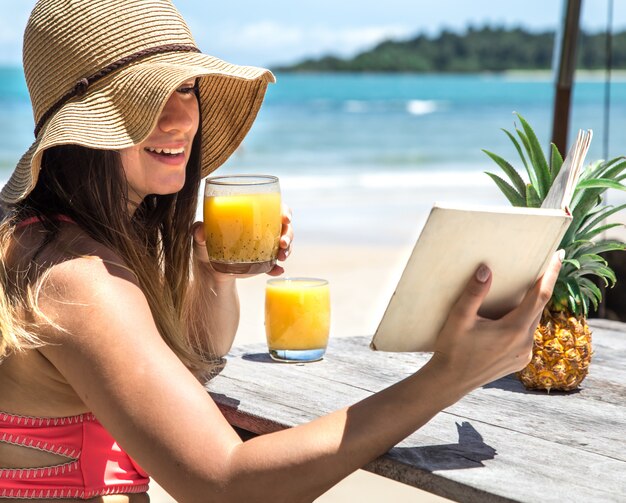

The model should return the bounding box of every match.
[33,226,143,330]
[38,224,139,287]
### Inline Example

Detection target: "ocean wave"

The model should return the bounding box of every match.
[406,100,438,115]
[336,99,440,115]
[1,169,494,197]
[278,169,493,191]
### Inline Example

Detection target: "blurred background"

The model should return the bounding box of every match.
[2,1,626,248]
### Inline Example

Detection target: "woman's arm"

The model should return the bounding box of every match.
[184,252,240,359]
[37,244,560,503]
[184,206,294,357]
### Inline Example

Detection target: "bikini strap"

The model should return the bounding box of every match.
[15,215,76,229]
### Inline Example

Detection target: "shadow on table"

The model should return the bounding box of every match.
[242,353,278,363]
[242,352,325,366]
[483,374,582,395]
[391,422,497,471]
[208,392,241,409]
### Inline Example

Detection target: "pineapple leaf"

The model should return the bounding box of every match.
[570,159,626,212]
[562,258,581,269]
[525,184,542,208]
[515,113,551,197]
[484,172,526,206]
[515,127,541,191]
[576,159,626,192]
[580,240,626,256]
[578,203,626,237]
[578,223,624,241]
[579,277,603,304]
[584,159,609,179]
[566,280,584,315]
[576,178,626,192]
[549,143,564,181]
[577,253,608,267]
[567,239,593,256]
[597,266,617,285]
[592,156,626,179]
[502,128,530,174]
[566,193,607,246]
[577,264,617,285]
[482,149,527,195]
[580,285,599,311]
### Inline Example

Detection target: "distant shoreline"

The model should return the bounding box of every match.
[265,68,626,82]
[272,27,624,74]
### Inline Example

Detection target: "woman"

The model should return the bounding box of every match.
[0,0,562,501]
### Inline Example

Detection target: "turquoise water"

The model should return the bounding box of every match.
[3,68,626,245]
[2,68,625,182]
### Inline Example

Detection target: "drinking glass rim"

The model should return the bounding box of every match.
[205,174,279,186]
[266,277,329,288]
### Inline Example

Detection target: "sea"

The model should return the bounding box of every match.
[2,68,626,245]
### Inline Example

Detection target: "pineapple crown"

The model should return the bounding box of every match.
[484,113,626,317]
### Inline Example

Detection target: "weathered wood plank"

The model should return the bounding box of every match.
[206,324,626,503]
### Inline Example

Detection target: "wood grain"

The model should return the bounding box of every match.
[206,319,626,503]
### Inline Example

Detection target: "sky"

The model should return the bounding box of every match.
[1,1,625,67]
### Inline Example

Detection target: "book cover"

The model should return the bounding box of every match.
[370,205,571,352]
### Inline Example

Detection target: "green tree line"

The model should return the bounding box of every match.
[274,26,625,73]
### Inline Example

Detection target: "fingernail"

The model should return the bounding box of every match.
[283,236,291,248]
[557,249,565,262]
[476,265,490,283]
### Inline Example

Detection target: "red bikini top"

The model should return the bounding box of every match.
[0,411,149,500]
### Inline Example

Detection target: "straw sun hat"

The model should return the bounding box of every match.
[0,0,275,204]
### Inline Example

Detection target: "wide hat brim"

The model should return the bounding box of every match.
[1,51,275,204]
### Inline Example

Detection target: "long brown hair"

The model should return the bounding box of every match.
[0,120,213,372]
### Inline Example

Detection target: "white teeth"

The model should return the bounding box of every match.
[146,147,185,155]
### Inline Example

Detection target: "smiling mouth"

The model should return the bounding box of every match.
[145,147,185,157]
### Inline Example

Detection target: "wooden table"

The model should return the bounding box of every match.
[205,319,626,503]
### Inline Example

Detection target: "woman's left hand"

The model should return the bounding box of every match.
[191,203,294,278]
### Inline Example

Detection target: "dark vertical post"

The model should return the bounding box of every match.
[551,0,582,155]
[603,0,614,160]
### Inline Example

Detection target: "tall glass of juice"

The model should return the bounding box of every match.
[265,278,330,363]
[204,175,281,274]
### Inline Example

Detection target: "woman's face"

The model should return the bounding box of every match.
[119,79,200,204]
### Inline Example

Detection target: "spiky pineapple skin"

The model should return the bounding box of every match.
[518,307,592,391]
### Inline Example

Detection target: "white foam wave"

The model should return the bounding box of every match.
[279,169,493,192]
[406,99,437,115]
[339,99,439,115]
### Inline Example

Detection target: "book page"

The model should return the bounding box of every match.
[541,129,592,210]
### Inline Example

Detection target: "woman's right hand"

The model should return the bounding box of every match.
[430,250,564,393]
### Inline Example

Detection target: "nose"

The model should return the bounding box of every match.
[157,92,198,134]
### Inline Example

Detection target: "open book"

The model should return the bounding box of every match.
[370,130,592,352]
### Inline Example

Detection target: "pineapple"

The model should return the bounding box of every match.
[484,113,626,391]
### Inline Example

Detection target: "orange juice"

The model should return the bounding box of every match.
[265,278,330,362]
[203,191,281,274]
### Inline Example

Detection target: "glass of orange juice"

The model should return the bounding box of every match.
[203,175,281,274]
[265,278,331,363]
